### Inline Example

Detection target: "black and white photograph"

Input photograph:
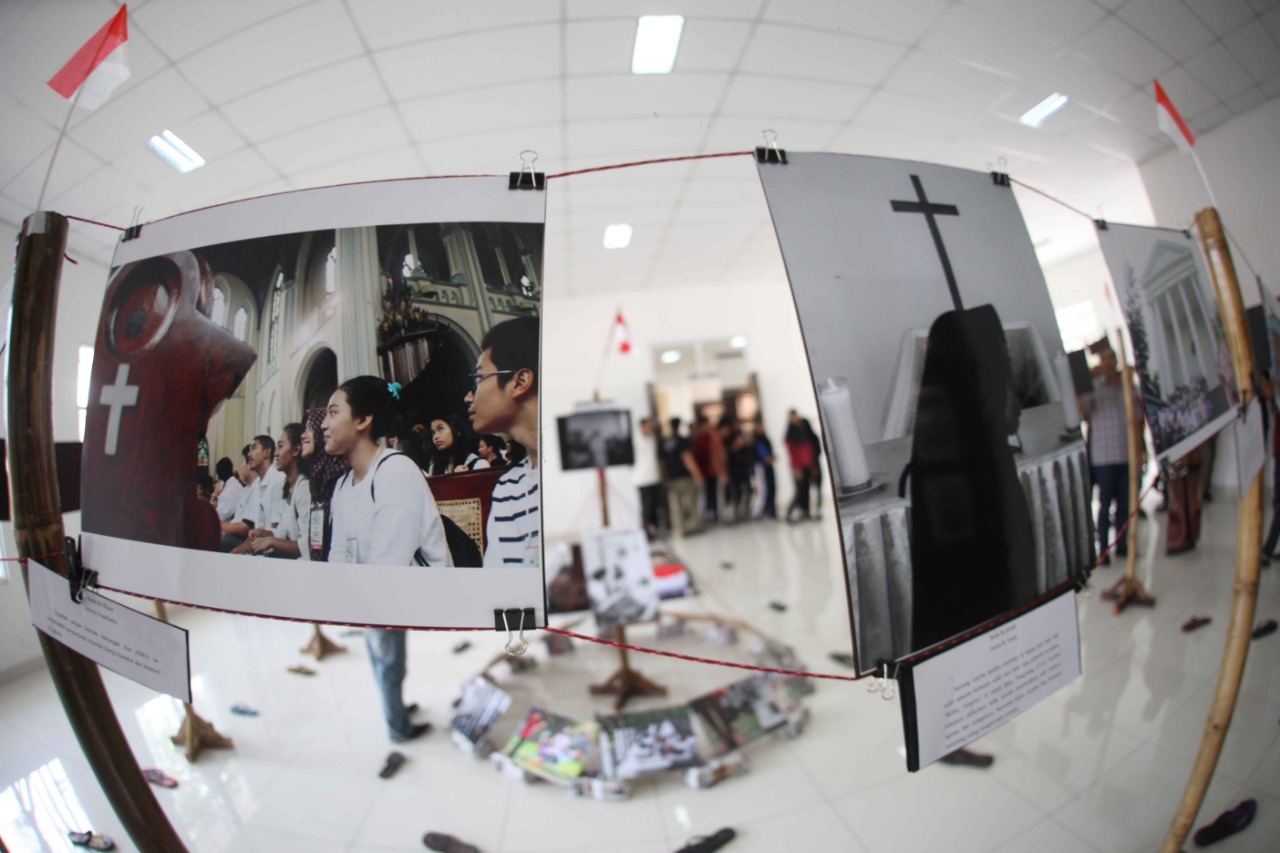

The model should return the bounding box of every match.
[450,675,513,746]
[1096,223,1238,461]
[688,675,790,756]
[581,527,660,628]
[757,154,1093,673]
[556,404,634,470]
[597,706,701,779]
[78,178,547,627]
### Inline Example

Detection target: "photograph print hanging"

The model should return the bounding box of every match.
[557,403,635,470]
[581,527,660,628]
[79,177,547,628]
[757,154,1093,674]
[1096,223,1238,461]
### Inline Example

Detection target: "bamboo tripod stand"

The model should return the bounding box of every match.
[1159,208,1263,851]
[1101,334,1156,612]
[148,602,235,762]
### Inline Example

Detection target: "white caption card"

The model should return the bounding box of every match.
[28,561,191,703]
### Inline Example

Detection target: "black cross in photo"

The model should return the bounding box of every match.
[891,175,963,310]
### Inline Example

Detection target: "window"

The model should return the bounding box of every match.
[267,271,284,364]
[210,284,227,327]
[76,344,93,441]
[233,306,248,342]
[324,247,337,296]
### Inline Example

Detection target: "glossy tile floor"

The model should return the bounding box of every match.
[2,494,1279,852]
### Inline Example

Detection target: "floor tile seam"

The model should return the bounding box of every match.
[493,774,514,853]
[1046,784,1146,851]
[777,736,875,851]
[1042,812,1107,853]
[343,775,396,852]
[979,812,1105,853]
[980,732,1144,817]
[1141,721,1276,790]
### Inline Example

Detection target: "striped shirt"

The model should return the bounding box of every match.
[484,459,540,567]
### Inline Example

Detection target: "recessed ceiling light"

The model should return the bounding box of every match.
[603,223,633,249]
[1019,93,1070,128]
[147,130,205,173]
[632,16,684,74]
[661,349,682,364]
[729,335,748,349]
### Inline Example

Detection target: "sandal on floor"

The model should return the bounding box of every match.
[675,827,736,853]
[422,831,480,853]
[230,704,259,716]
[1193,798,1256,846]
[1252,619,1277,639]
[1181,616,1211,633]
[142,768,178,788]
[69,832,115,851]
[286,664,315,675]
[379,751,406,779]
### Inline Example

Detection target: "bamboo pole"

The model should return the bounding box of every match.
[1102,333,1154,611]
[1160,208,1262,851]
[8,212,188,852]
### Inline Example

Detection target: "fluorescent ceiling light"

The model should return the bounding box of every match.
[603,223,633,249]
[661,349,682,364]
[632,16,684,74]
[147,129,205,173]
[729,335,748,349]
[1019,93,1070,128]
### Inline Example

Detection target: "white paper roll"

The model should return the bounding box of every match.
[1053,352,1082,431]
[819,377,870,489]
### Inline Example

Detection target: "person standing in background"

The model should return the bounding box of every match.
[634,417,667,535]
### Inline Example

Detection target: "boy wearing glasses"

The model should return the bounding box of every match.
[465,316,540,567]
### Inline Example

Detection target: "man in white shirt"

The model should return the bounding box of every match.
[227,435,285,554]
[213,456,244,524]
[466,317,540,567]
[634,416,666,534]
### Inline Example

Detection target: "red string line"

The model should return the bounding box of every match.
[547,150,753,180]
[542,625,862,682]
[0,551,66,563]
[65,215,125,232]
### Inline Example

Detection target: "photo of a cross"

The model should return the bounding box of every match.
[891,174,963,310]
[99,363,138,456]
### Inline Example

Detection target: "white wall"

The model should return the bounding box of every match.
[542,277,839,559]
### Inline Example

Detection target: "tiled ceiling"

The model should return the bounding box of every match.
[2,0,1278,298]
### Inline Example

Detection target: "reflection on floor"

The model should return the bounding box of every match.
[2,496,1279,853]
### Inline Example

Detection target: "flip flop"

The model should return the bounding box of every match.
[422,831,480,853]
[286,664,316,675]
[142,768,177,788]
[69,832,116,851]
[1182,616,1211,633]
[675,827,736,853]
[379,751,406,779]
[1193,798,1256,846]
[452,641,471,654]
[230,704,259,716]
[1252,619,1277,640]
[828,652,855,668]
[768,601,787,612]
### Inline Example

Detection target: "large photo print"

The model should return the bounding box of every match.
[80,178,547,627]
[758,154,1093,674]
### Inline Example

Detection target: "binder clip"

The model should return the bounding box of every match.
[755,129,787,164]
[509,150,545,190]
[494,607,535,655]
[990,171,1010,187]
[1094,219,1109,231]
[122,206,144,242]
[65,536,97,604]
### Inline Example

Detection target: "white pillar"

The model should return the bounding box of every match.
[337,226,381,379]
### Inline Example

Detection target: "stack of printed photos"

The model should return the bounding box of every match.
[597,706,702,780]
[450,675,513,746]
[502,706,600,784]
[750,642,816,702]
[688,675,793,757]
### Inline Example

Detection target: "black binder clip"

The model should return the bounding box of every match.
[509,150,545,190]
[122,224,143,242]
[494,607,535,655]
[755,129,787,164]
[991,171,1010,187]
[65,536,97,604]
[1094,219,1109,231]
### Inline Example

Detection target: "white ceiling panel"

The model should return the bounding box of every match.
[1026,51,1137,114]
[885,51,1021,107]
[962,0,1108,45]
[66,70,209,164]
[254,106,408,174]
[738,24,906,87]
[919,4,1063,80]
[1160,65,1226,123]
[1226,86,1268,114]
[0,92,61,186]
[349,0,555,51]
[672,20,757,74]
[567,116,712,160]
[1223,22,1280,84]
[1074,16,1178,87]
[402,80,561,140]
[3,137,105,209]
[701,117,842,153]
[564,20,639,75]
[418,127,565,176]
[1185,0,1261,37]
[1118,0,1218,62]
[220,56,386,143]
[374,23,562,102]
[719,75,870,122]
[288,148,425,190]
[829,125,942,161]
[565,1,762,22]
[176,1,366,104]
[854,89,984,135]
[1185,42,1259,101]
[44,161,139,221]
[131,0,317,62]
[564,74,728,121]
[761,0,949,46]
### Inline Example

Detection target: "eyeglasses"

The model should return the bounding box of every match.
[468,369,515,390]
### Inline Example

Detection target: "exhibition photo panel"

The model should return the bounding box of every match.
[757,153,1093,675]
[79,177,547,628]
[1095,222,1239,462]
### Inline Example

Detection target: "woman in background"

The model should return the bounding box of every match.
[426,413,480,475]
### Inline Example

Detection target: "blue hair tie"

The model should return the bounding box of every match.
[387,382,402,400]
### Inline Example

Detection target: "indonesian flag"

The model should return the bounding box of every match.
[47,5,129,111]
[1155,78,1195,153]
[611,311,631,355]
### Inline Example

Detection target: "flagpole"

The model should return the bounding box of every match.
[593,308,619,399]
[35,87,82,212]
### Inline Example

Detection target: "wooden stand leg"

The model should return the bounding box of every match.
[300,624,346,661]
[589,626,667,712]
[1100,333,1156,615]
[169,703,234,763]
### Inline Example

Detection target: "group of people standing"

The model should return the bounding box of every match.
[635,407,826,536]
[202,317,541,743]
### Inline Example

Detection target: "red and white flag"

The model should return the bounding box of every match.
[1155,78,1195,153]
[47,5,129,111]
[611,311,631,355]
